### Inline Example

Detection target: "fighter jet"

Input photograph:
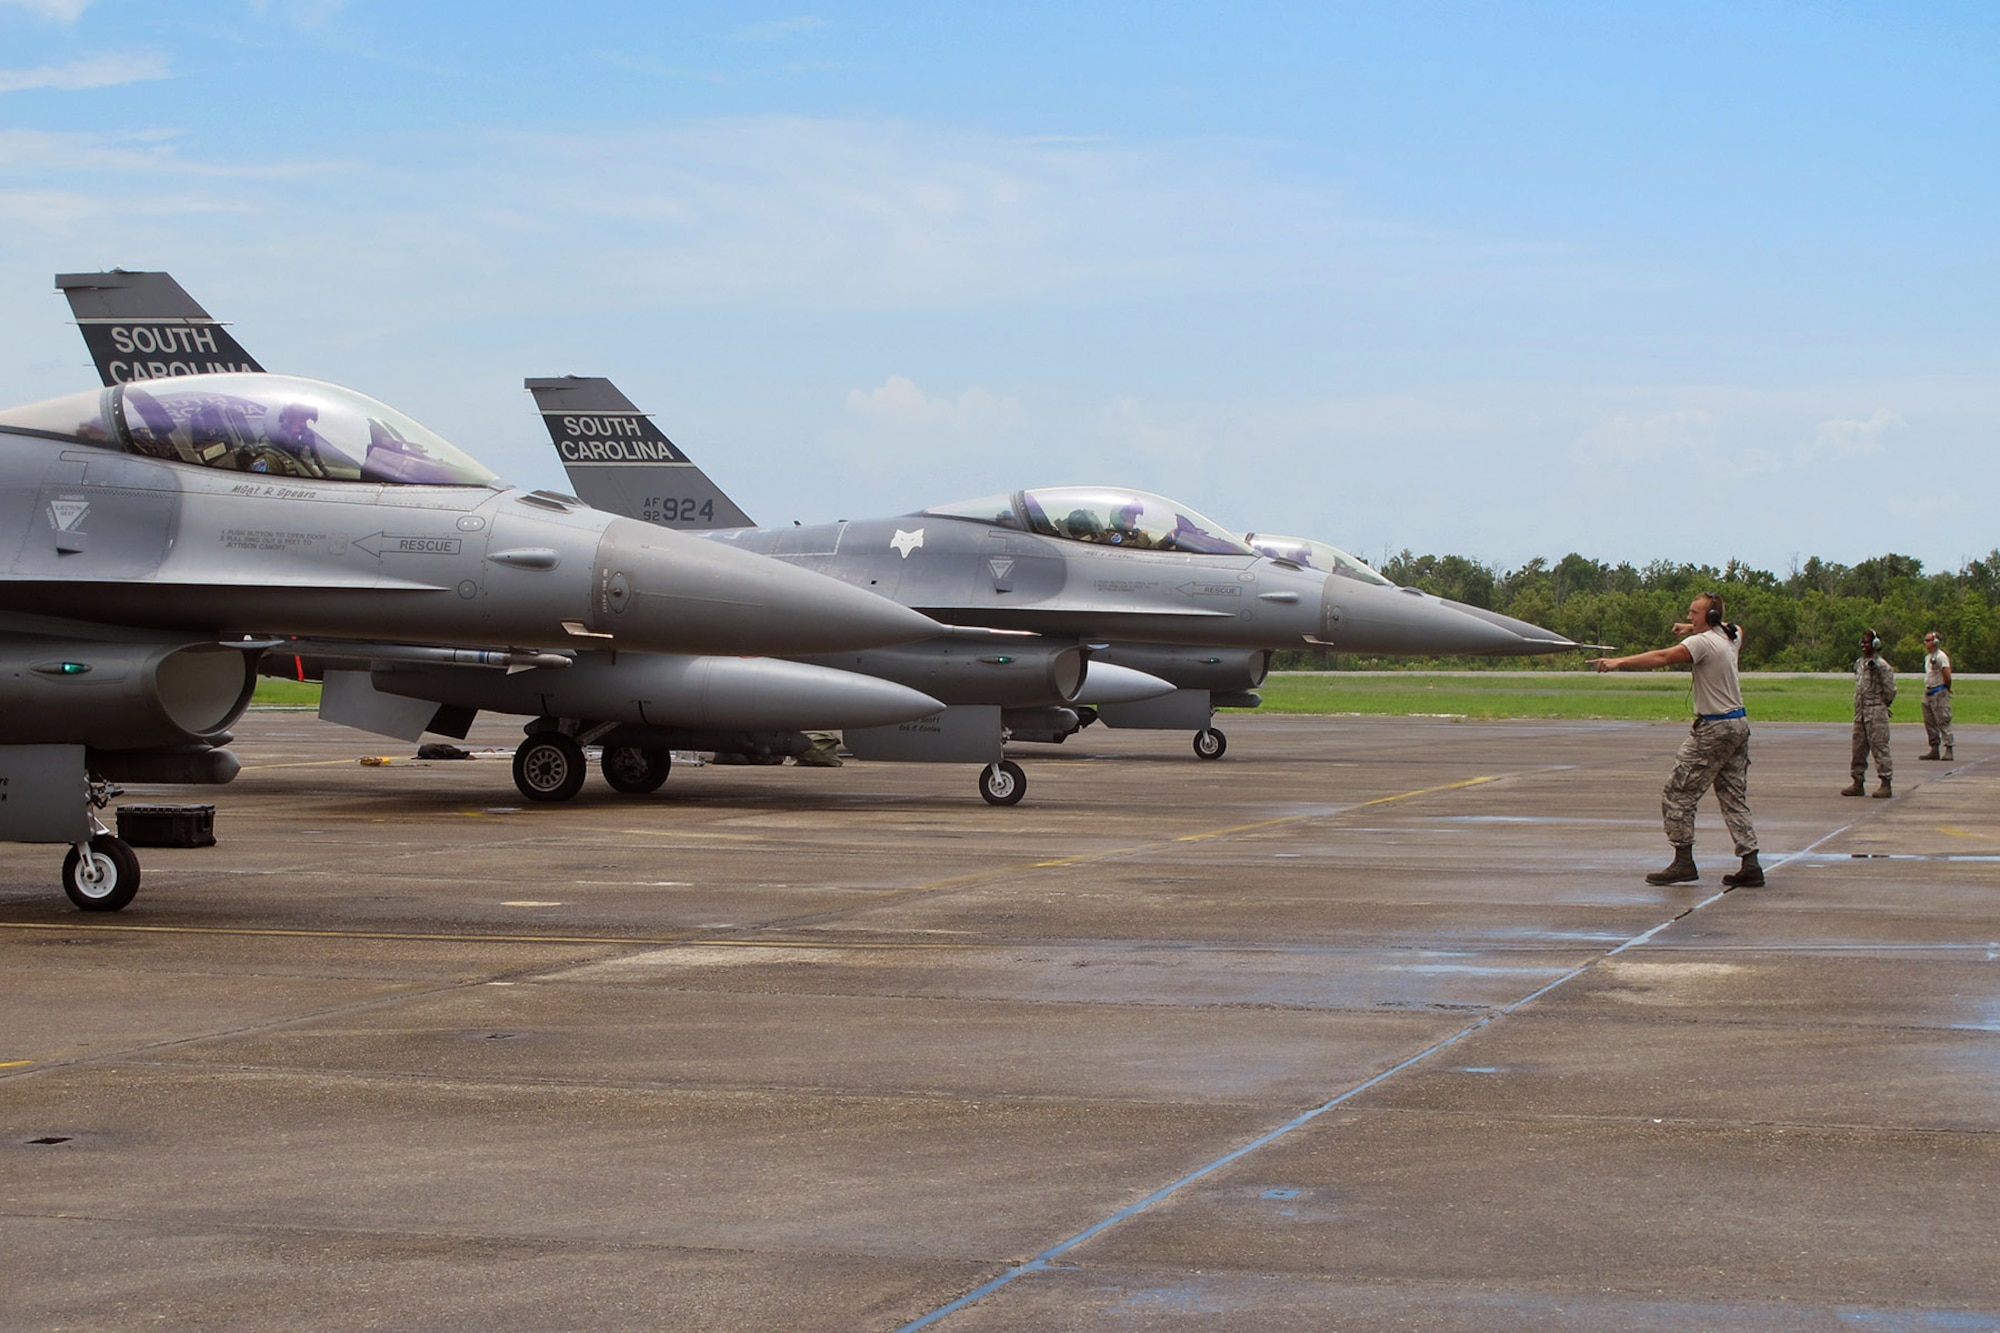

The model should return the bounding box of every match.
[2,332,944,910]
[528,375,1582,780]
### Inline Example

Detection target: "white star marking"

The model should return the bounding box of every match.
[890,528,925,558]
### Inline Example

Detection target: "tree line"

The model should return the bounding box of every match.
[1274,550,2000,672]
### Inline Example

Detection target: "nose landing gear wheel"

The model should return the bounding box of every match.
[600,745,672,794]
[1193,727,1227,760]
[63,835,141,912]
[978,759,1027,806]
[513,732,587,802]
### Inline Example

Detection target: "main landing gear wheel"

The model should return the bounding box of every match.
[978,760,1027,806]
[63,835,141,912]
[1193,727,1227,760]
[513,733,587,802]
[600,745,671,795]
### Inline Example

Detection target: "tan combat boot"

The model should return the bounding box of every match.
[1840,779,1865,796]
[1872,779,1892,798]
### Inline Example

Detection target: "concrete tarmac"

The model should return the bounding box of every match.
[2,711,1996,1330]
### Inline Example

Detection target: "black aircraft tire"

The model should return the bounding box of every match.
[601,745,672,795]
[63,835,141,912]
[513,733,587,802]
[979,760,1028,806]
[1193,727,1227,760]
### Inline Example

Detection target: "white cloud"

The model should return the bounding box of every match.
[1805,408,1904,460]
[0,53,170,94]
[0,186,253,232]
[0,0,89,20]
[1577,407,1716,463]
[733,16,827,41]
[845,374,1017,432]
[0,128,347,180]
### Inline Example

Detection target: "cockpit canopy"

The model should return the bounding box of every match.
[1243,534,1395,586]
[0,373,499,487]
[924,487,1253,556]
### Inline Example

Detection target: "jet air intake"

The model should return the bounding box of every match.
[0,638,258,750]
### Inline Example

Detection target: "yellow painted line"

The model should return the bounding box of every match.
[0,921,968,950]
[0,1059,33,1069]
[240,759,383,771]
[1938,826,1989,840]
[811,774,1524,915]
[1174,775,1500,844]
[1352,774,1500,808]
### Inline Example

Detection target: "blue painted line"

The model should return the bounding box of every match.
[894,823,1856,1332]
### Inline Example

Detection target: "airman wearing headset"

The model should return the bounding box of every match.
[1591,591,1762,889]
[1844,629,1897,798]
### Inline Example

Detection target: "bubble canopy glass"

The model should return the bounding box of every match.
[0,373,499,487]
[1243,534,1395,586]
[924,487,1253,556]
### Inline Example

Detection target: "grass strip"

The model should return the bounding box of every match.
[1243,673,2000,724]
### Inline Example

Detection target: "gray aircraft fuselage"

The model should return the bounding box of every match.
[0,375,941,660]
[704,515,1334,648]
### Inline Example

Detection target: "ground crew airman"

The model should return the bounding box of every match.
[1843,630,1896,798]
[1920,631,1954,762]
[1592,591,1762,888]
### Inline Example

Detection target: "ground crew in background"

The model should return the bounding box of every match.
[1592,591,1762,888]
[1844,630,1896,798]
[1921,631,1954,762]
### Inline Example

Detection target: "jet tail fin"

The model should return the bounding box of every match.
[55,270,265,386]
[526,376,755,530]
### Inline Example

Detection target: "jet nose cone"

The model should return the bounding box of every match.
[1437,600,1582,655]
[593,518,942,655]
[1322,581,1549,656]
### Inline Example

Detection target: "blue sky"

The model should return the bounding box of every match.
[2,0,1995,574]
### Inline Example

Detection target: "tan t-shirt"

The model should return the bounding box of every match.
[1683,625,1745,717]
[1926,648,1952,689]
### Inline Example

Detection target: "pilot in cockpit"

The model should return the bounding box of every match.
[1064,509,1106,543]
[265,401,336,478]
[1108,500,1153,548]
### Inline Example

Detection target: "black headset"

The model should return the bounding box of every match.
[1700,591,1723,626]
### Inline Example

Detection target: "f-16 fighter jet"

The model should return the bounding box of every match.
[531,377,1583,786]
[0,347,943,910]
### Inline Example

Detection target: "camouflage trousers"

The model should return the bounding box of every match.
[1851,706,1892,781]
[1662,716,1757,854]
[1923,691,1954,752]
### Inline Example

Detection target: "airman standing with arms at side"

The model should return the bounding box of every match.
[1592,591,1762,888]
[1920,630,1954,762]
[1844,630,1896,798]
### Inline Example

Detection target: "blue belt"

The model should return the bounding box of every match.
[1927,684,1949,695]
[1697,707,1747,721]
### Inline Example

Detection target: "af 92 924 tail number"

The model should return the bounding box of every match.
[643,498,717,524]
